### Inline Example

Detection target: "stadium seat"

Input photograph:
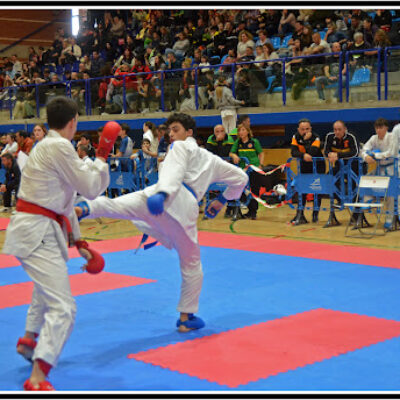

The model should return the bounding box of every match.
[266,75,276,92]
[319,31,326,41]
[349,67,371,86]
[281,34,292,48]
[72,61,80,72]
[271,36,281,49]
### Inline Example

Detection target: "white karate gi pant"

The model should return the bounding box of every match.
[221,109,237,135]
[17,223,76,367]
[87,191,203,314]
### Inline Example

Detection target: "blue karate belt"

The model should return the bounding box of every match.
[135,182,197,254]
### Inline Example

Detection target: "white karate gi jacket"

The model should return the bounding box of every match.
[2,129,109,260]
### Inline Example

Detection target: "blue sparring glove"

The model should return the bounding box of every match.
[75,201,90,221]
[205,192,227,219]
[147,192,167,215]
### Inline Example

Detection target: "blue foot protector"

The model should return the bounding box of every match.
[76,201,90,221]
[176,314,205,330]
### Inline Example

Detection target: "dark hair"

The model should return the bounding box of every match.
[165,113,196,137]
[46,96,78,130]
[144,121,156,132]
[81,132,91,141]
[17,130,29,138]
[374,117,389,128]
[298,118,312,126]
[1,152,13,161]
[237,114,250,124]
[120,123,130,132]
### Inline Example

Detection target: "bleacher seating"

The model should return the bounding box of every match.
[349,67,371,87]
[271,36,281,50]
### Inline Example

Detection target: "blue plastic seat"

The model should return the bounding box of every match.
[271,36,281,49]
[349,67,371,87]
[266,75,276,91]
[281,34,292,48]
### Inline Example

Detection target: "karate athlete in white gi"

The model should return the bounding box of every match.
[2,96,120,391]
[75,112,249,332]
[361,117,399,229]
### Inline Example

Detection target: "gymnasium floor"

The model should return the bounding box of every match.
[1,202,400,393]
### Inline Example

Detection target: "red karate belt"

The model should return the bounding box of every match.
[16,199,74,247]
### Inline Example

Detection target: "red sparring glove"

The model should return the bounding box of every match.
[75,240,105,274]
[96,121,121,159]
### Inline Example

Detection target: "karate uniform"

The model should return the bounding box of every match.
[2,130,109,367]
[361,131,399,223]
[85,136,248,314]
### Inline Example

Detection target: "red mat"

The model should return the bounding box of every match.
[2,231,400,270]
[0,272,155,309]
[198,231,400,270]
[0,235,143,269]
[129,308,400,388]
[0,217,9,230]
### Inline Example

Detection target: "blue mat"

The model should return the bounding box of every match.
[2,245,400,391]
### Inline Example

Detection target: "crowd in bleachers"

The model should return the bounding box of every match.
[1,9,400,117]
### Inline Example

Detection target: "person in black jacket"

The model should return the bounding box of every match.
[0,153,21,212]
[290,118,325,224]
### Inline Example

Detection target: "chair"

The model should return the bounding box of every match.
[349,68,371,86]
[266,75,276,92]
[343,175,390,238]
[271,36,281,49]
[281,34,292,48]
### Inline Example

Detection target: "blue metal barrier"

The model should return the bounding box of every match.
[107,157,137,197]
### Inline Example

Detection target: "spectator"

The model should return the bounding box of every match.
[348,31,372,68]
[11,54,23,78]
[0,153,20,212]
[16,130,33,156]
[374,9,393,32]
[255,29,272,47]
[171,31,191,59]
[60,37,82,65]
[142,121,159,157]
[290,118,325,224]
[361,16,379,46]
[115,123,133,158]
[323,120,364,223]
[325,22,347,44]
[206,123,234,158]
[314,42,347,103]
[0,133,18,156]
[303,31,331,57]
[361,118,398,229]
[78,132,96,158]
[259,10,281,38]
[213,75,245,134]
[237,30,255,58]
[288,20,305,47]
[77,144,94,165]
[32,124,48,147]
[156,123,170,161]
[228,114,250,141]
[278,9,297,35]
[110,15,126,41]
[90,50,105,77]
[164,51,181,111]
[229,122,264,220]
[261,42,280,77]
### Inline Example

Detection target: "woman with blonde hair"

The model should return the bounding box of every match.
[213,75,245,134]
[237,30,255,58]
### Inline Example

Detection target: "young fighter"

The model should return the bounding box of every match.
[2,96,120,391]
[75,112,248,332]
